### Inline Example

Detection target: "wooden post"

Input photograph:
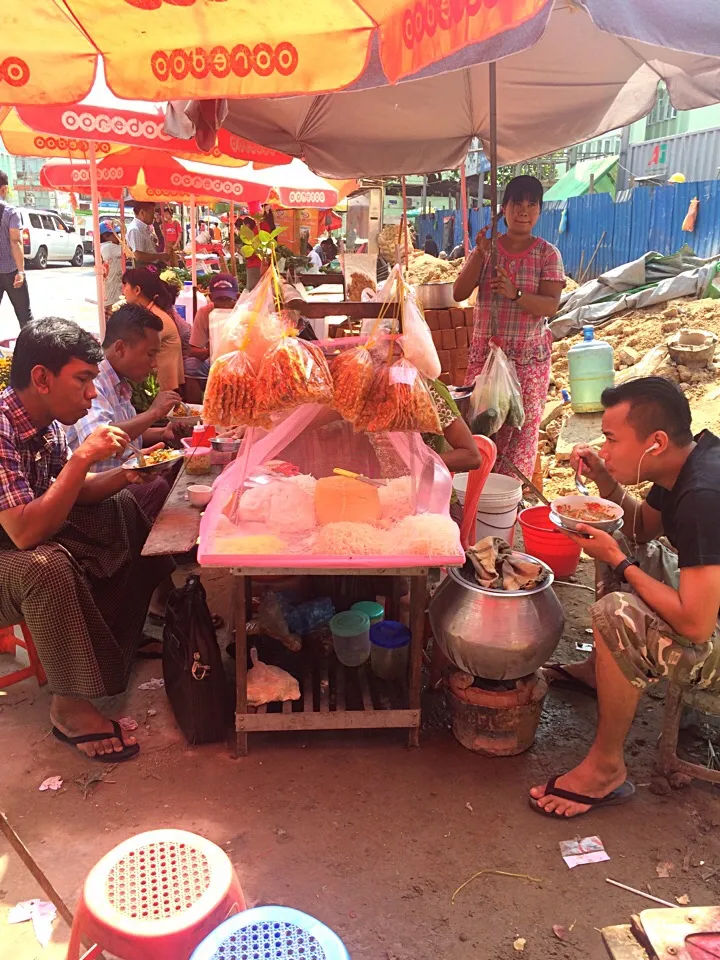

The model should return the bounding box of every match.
[88,143,105,339]
[489,62,499,338]
[460,163,470,257]
[234,573,251,758]
[119,195,126,273]
[401,176,410,269]
[407,572,427,748]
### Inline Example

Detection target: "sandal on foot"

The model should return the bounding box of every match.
[543,663,597,699]
[529,775,635,819]
[52,719,140,763]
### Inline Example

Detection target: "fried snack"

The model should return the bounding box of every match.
[255,336,333,415]
[347,271,376,301]
[171,401,190,417]
[330,346,375,423]
[203,350,259,427]
[356,358,441,433]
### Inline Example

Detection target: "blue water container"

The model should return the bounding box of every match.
[567,325,615,413]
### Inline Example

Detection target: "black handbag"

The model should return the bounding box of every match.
[162,574,232,744]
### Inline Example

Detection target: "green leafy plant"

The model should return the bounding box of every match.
[238,224,286,260]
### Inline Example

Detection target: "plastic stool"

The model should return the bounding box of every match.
[0,623,47,690]
[190,906,350,960]
[66,829,246,960]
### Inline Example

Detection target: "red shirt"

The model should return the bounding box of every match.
[162,219,182,246]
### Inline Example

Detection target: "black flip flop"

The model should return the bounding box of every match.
[52,719,140,763]
[542,663,597,699]
[529,775,635,819]
[136,635,163,660]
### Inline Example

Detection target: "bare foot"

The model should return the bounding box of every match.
[529,758,627,818]
[542,657,597,690]
[50,696,138,759]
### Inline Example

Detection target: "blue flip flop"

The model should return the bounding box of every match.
[52,719,140,763]
[529,775,635,818]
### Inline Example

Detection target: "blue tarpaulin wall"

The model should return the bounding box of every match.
[414,179,720,280]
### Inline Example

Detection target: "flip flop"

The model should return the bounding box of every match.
[136,635,163,660]
[529,775,635,819]
[542,663,597,699]
[52,719,140,763]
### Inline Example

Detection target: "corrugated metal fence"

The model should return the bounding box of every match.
[414,178,720,280]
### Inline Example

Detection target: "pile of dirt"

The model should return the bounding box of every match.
[541,295,720,499]
[407,253,465,285]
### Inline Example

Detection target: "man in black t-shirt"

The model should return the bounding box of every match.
[530,377,720,819]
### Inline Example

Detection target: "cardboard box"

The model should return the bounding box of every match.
[455,346,470,368]
[464,307,475,327]
[454,368,468,386]
[450,307,465,328]
[441,328,457,351]
[431,329,443,348]
[455,327,468,348]
[425,310,440,331]
[437,309,453,330]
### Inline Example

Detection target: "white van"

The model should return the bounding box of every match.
[16,208,85,269]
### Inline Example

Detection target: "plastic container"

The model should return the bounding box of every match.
[181,438,212,476]
[568,325,614,413]
[518,505,582,577]
[192,423,216,448]
[370,620,410,681]
[176,281,208,325]
[329,611,371,667]
[454,472,523,544]
[351,601,385,625]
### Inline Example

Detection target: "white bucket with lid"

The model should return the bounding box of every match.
[453,472,523,544]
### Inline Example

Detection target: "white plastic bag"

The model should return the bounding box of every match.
[246,648,301,707]
[469,342,525,436]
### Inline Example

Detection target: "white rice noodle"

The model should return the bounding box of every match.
[315,522,388,556]
[378,476,414,522]
[394,513,462,556]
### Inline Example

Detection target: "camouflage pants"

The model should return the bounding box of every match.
[591,541,720,692]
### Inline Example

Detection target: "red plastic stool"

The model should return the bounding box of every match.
[66,829,246,960]
[0,622,47,690]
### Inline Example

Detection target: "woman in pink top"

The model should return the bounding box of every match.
[454,176,565,477]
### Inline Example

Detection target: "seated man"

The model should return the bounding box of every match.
[65,302,182,521]
[531,377,720,818]
[0,317,174,762]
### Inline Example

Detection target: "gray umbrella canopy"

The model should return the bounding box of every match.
[168,0,720,178]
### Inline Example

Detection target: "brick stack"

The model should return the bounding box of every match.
[425,307,475,386]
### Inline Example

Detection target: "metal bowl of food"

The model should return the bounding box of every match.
[413,281,456,310]
[121,448,184,475]
[550,495,624,533]
[210,436,242,455]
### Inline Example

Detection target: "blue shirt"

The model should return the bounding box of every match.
[65,358,139,471]
[0,202,21,275]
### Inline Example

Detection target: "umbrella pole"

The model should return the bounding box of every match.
[460,164,469,257]
[229,201,236,277]
[189,194,198,304]
[489,61,499,337]
[401,175,410,269]
[88,142,105,340]
[119,195,126,273]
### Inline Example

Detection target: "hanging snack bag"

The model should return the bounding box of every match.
[255,332,334,416]
[330,345,376,423]
[203,350,260,428]
[356,356,441,433]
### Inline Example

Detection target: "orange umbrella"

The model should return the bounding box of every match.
[4,0,548,104]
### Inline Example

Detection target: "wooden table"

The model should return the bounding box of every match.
[142,467,219,557]
[230,565,428,757]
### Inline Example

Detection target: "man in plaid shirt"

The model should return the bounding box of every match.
[0,317,173,762]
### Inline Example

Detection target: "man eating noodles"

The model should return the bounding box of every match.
[531,377,720,818]
[0,317,174,762]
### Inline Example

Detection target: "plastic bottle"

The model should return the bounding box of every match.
[567,325,615,413]
[175,281,207,325]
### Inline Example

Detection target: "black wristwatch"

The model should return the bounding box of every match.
[514,287,523,301]
[614,558,640,582]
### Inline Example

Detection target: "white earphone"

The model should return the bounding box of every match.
[645,442,660,453]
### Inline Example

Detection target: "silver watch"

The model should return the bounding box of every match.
[514,287,523,301]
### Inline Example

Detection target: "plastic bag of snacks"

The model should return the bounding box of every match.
[255,332,334,416]
[342,253,377,301]
[330,344,376,422]
[399,290,441,380]
[214,268,285,364]
[203,350,262,428]
[356,357,441,433]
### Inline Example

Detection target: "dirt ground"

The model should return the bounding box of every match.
[2,554,720,960]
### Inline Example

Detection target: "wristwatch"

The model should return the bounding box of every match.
[514,287,523,301]
[613,557,640,582]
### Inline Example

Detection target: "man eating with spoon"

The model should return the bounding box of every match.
[531,376,720,818]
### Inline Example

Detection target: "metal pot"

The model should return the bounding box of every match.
[413,280,456,309]
[429,554,565,680]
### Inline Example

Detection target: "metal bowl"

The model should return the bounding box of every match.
[550,494,624,533]
[413,281,456,309]
[210,436,242,454]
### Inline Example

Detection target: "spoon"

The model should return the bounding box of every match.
[575,458,590,496]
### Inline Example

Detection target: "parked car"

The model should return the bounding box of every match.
[16,208,85,269]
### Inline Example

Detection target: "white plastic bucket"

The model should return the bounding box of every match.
[453,472,523,544]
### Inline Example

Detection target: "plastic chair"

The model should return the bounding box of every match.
[657,681,720,786]
[0,622,47,690]
[459,435,498,551]
[66,829,246,960]
[190,906,350,960]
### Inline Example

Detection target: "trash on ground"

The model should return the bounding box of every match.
[513,937,526,952]
[118,716,138,731]
[656,861,674,878]
[74,763,117,800]
[676,894,690,905]
[38,776,63,791]
[552,924,571,941]
[451,869,543,905]
[560,836,610,869]
[138,678,164,691]
[7,899,57,948]
[465,801,474,813]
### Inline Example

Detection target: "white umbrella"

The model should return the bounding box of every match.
[167,0,720,179]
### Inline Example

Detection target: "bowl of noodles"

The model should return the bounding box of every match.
[550,495,623,533]
[168,402,203,425]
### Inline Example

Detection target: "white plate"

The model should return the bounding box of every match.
[549,509,623,538]
[121,450,184,473]
[168,403,203,425]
